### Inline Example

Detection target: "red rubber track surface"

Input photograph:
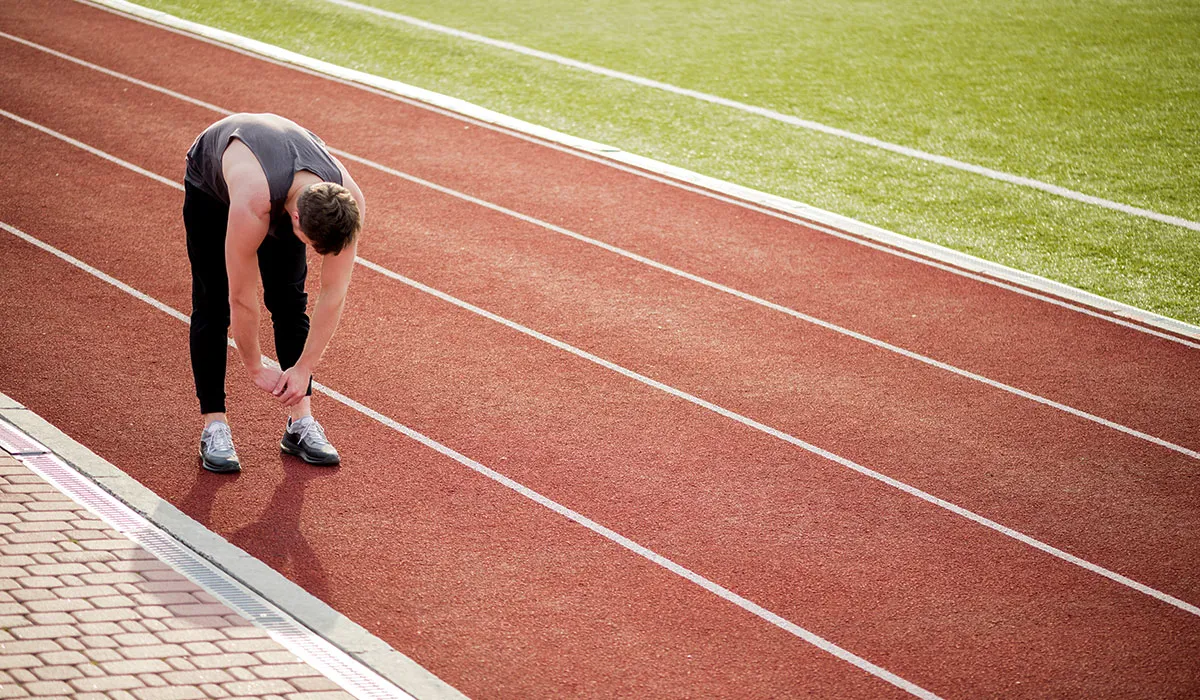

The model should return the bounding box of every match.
[2,1,1199,697]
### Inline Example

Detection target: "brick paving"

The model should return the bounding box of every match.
[0,448,356,700]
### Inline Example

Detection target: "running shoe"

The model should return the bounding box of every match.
[199,421,241,473]
[280,416,340,466]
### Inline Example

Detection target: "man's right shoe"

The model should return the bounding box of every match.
[280,416,340,466]
[199,421,241,473]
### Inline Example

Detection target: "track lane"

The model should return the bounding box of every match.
[2,33,1199,611]
[3,112,1200,698]
[2,0,1197,453]
[0,206,905,697]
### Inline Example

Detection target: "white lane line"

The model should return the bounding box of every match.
[334,149,1200,461]
[0,220,940,700]
[68,1,1200,344]
[0,30,234,117]
[537,153,1200,350]
[1,42,1195,460]
[0,211,190,323]
[0,108,182,191]
[317,0,1200,235]
[356,258,1200,621]
[2,115,1200,624]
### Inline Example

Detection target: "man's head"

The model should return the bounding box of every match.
[296,182,360,255]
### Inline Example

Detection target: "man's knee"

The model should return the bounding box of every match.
[190,304,230,334]
[270,307,310,335]
[263,286,308,324]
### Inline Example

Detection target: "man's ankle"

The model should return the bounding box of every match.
[202,412,228,428]
[287,414,315,430]
[287,396,313,424]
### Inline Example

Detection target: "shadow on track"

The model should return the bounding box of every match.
[182,457,336,600]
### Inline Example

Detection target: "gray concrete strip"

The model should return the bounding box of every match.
[0,391,469,700]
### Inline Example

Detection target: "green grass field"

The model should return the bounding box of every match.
[133,0,1200,324]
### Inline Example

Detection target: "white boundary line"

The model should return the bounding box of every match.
[1,40,1196,463]
[78,0,1200,344]
[319,0,1200,236]
[0,220,940,700]
[3,113,1199,621]
[0,420,418,700]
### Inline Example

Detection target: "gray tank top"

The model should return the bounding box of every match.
[185,113,343,237]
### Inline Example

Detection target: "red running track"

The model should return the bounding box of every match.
[1,1,1199,697]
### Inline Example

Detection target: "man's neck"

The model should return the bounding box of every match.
[285,171,323,216]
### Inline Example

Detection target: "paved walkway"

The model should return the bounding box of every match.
[0,446,356,700]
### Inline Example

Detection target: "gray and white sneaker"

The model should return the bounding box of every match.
[199,421,241,473]
[280,416,340,466]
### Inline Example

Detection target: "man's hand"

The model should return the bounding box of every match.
[273,365,313,408]
[251,365,283,394]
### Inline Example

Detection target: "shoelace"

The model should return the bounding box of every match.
[204,423,234,452]
[293,418,331,449]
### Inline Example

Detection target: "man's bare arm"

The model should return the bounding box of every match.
[272,241,357,405]
[274,163,363,406]
[301,162,364,373]
[225,207,265,373]
[222,142,277,392]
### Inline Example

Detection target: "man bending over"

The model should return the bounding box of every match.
[183,112,365,473]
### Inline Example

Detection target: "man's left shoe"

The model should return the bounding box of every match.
[280,416,340,466]
[199,421,241,474]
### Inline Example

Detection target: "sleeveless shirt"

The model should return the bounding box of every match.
[184,113,343,238]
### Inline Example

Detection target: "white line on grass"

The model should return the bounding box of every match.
[0,219,940,700]
[66,2,1200,343]
[3,113,1198,623]
[1,41,1196,461]
[319,0,1200,234]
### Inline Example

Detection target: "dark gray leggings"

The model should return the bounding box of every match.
[183,181,312,415]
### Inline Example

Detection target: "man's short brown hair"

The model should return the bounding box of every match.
[297,182,360,255]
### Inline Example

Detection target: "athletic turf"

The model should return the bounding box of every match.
[127,0,1200,324]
